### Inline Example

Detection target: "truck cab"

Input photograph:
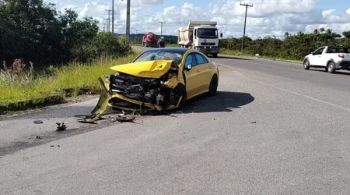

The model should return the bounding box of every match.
[193,25,219,57]
[178,21,220,57]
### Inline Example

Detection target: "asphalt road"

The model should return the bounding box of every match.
[1,56,350,194]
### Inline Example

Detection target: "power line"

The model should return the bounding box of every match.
[240,2,253,51]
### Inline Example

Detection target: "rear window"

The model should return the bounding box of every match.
[327,47,350,53]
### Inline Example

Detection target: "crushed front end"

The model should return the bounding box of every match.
[86,60,185,120]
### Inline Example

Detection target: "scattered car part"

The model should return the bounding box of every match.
[33,120,43,124]
[56,122,67,132]
[115,113,136,123]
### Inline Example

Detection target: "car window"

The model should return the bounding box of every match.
[195,53,208,65]
[327,47,350,53]
[314,48,324,55]
[185,54,197,67]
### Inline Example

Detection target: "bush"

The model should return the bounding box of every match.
[220,29,346,60]
[0,1,131,67]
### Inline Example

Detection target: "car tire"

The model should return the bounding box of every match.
[208,75,218,96]
[327,62,336,73]
[213,53,218,58]
[303,59,310,70]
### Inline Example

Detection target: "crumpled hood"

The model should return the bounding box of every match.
[110,60,173,78]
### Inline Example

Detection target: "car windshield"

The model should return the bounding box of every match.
[197,28,218,39]
[327,47,350,53]
[134,50,184,64]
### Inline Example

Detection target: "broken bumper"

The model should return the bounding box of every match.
[89,77,180,118]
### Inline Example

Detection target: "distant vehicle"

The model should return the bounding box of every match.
[178,21,221,57]
[142,32,158,47]
[303,46,350,73]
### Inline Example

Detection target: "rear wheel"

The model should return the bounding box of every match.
[208,75,218,96]
[303,59,310,70]
[327,62,336,73]
[213,53,218,58]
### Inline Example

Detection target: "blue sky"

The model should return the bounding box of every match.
[45,0,350,38]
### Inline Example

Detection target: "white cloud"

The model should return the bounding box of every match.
[322,9,335,17]
[44,0,350,38]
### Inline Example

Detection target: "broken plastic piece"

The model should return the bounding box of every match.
[56,122,67,131]
[115,113,136,123]
[33,120,43,124]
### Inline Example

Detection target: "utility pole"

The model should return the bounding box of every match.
[240,2,253,51]
[105,9,112,32]
[126,0,131,44]
[159,21,165,36]
[112,0,115,34]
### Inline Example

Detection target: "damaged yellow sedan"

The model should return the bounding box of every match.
[90,48,219,118]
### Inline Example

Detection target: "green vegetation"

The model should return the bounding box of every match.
[0,0,135,113]
[0,0,130,66]
[220,28,350,61]
[0,54,138,113]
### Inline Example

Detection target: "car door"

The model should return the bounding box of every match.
[194,53,212,92]
[183,53,202,98]
[309,47,324,65]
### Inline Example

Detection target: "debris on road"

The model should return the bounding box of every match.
[56,122,67,131]
[115,113,136,123]
[35,136,42,140]
[33,120,43,124]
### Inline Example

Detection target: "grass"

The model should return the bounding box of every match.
[220,49,303,64]
[0,54,138,113]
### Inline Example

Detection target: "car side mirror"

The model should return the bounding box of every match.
[185,64,192,70]
[220,33,223,38]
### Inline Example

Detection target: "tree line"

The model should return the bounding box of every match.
[0,0,130,67]
[220,28,350,60]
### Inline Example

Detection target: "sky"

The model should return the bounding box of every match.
[44,0,350,38]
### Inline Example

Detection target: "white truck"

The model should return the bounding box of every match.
[178,21,221,57]
[303,46,350,73]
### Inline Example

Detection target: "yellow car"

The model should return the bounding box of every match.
[90,48,219,117]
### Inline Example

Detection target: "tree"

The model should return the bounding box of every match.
[0,0,121,66]
[343,31,350,39]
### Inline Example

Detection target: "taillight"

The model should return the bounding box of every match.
[338,54,345,58]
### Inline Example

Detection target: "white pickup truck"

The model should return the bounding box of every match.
[303,46,350,73]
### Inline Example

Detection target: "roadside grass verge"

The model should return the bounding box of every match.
[220,49,303,64]
[0,54,138,114]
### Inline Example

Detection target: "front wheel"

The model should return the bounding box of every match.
[208,75,218,96]
[303,60,310,70]
[173,84,187,108]
[212,53,218,58]
[327,62,336,73]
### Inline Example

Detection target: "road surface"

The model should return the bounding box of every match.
[1,56,350,194]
